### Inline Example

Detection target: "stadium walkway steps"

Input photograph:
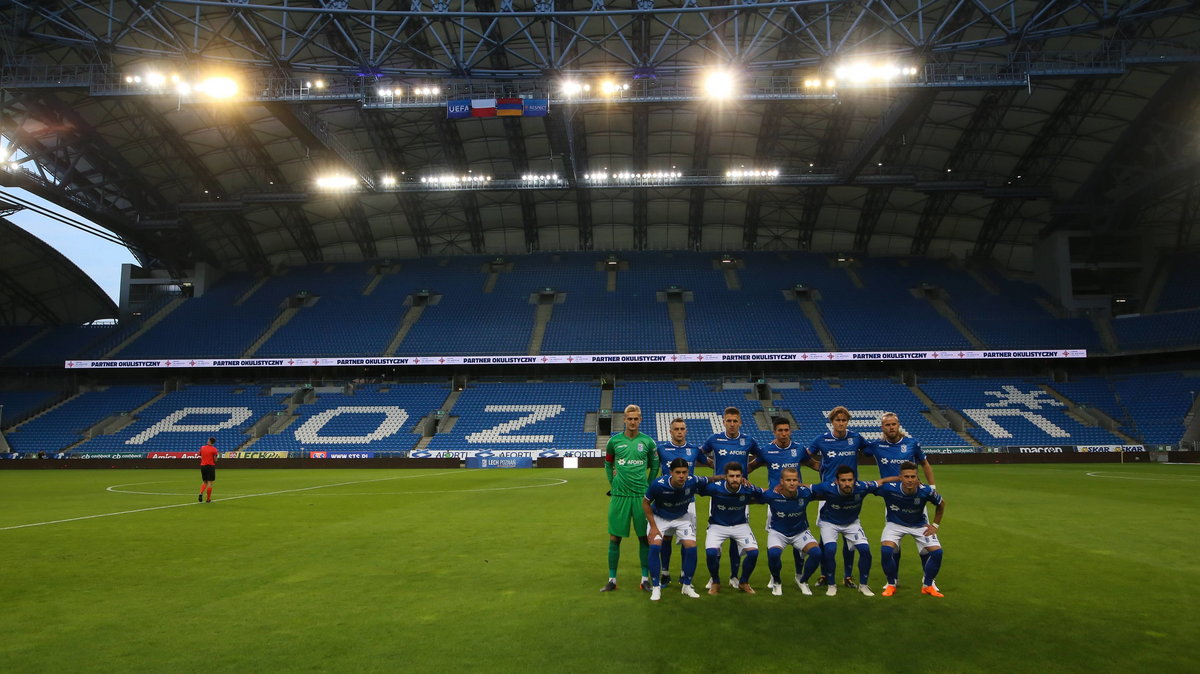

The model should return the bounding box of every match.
[59,389,167,452]
[104,297,187,358]
[1091,313,1119,353]
[528,302,555,355]
[384,305,426,356]
[799,297,838,351]
[723,268,741,290]
[596,387,614,451]
[363,273,384,296]
[234,275,272,306]
[1035,297,1068,319]
[1181,396,1200,443]
[845,267,865,289]
[243,306,301,357]
[666,297,689,353]
[1141,261,1171,314]
[908,382,980,446]
[1040,384,1138,444]
[966,268,1000,295]
[606,269,617,292]
[0,327,51,362]
[926,295,986,349]
[7,390,83,432]
[414,387,466,451]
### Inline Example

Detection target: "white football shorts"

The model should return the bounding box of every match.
[816,518,868,548]
[706,523,758,551]
[881,522,942,554]
[767,528,818,552]
[648,513,696,543]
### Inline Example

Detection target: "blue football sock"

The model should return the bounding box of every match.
[855,544,872,586]
[767,547,784,584]
[843,541,855,580]
[922,549,943,586]
[739,549,758,584]
[706,548,722,584]
[894,547,902,580]
[802,546,823,582]
[881,545,898,586]
[728,541,741,578]
[821,542,838,584]
[659,538,673,577]
[648,544,662,587]
[791,547,804,576]
[681,546,698,586]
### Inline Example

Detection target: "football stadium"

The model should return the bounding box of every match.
[2,1,1199,671]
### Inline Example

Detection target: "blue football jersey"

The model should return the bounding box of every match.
[877,482,943,526]
[756,441,803,489]
[806,430,868,484]
[701,432,762,476]
[657,440,703,476]
[812,480,880,525]
[863,437,926,479]
[760,486,816,537]
[644,475,711,519]
[701,480,763,527]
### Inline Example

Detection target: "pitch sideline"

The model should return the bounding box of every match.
[1,470,468,532]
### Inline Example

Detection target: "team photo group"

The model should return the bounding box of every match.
[602,405,946,601]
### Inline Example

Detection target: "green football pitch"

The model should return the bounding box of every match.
[1,463,1197,673]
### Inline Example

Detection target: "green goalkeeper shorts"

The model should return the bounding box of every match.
[607,495,647,538]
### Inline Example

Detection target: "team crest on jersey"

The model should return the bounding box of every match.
[739,438,745,446]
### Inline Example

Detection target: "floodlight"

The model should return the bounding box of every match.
[599,80,620,96]
[197,77,238,99]
[562,80,584,97]
[315,175,358,190]
[702,69,736,98]
[381,175,397,187]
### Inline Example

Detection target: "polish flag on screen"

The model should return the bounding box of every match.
[471,99,497,117]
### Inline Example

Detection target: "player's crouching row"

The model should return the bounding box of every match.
[636,459,945,601]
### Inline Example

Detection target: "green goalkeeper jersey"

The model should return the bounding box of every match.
[604,432,658,497]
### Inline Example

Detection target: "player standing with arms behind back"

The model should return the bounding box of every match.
[601,404,659,592]
[198,437,217,503]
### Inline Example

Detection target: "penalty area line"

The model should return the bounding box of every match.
[1,471,466,532]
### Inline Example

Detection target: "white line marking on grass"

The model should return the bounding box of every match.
[1,471,463,532]
[1085,471,1200,482]
[297,477,570,495]
[105,475,569,496]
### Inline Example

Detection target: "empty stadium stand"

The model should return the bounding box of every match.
[251,382,448,454]
[423,380,599,455]
[5,385,161,455]
[917,377,1128,446]
[7,253,1196,362]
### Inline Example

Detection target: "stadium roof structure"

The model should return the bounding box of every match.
[0,0,1198,282]
[0,199,116,325]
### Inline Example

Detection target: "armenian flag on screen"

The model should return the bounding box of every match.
[446,98,549,119]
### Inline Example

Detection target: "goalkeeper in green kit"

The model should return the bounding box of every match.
[601,404,659,592]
